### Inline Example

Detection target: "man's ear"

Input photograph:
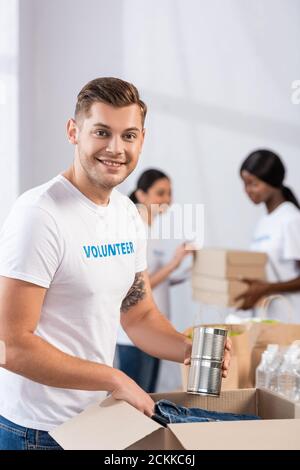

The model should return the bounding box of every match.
[67,118,78,145]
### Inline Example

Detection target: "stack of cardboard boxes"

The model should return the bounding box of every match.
[192,248,268,308]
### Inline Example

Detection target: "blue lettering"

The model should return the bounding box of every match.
[91,246,98,258]
[97,246,103,257]
[83,246,91,258]
[101,245,108,257]
[83,241,134,259]
[108,244,116,256]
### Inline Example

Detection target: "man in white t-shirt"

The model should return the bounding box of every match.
[0,77,231,450]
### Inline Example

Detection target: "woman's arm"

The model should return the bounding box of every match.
[149,244,192,289]
[235,270,300,310]
[149,262,177,289]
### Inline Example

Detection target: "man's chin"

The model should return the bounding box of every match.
[101,172,128,189]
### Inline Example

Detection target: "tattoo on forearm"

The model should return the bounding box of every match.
[121,272,146,312]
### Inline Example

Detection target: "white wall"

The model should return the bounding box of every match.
[17,0,300,390]
[19,0,125,192]
[19,0,300,247]
[0,0,19,226]
[120,0,300,248]
[19,0,34,192]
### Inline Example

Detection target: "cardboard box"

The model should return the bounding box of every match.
[193,248,267,280]
[192,276,248,296]
[192,288,245,308]
[50,389,300,450]
[192,249,267,307]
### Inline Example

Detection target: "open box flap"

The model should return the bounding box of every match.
[168,419,300,450]
[50,395,161,450]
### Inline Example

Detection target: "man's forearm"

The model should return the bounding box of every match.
[2,333,121,391]
[124,308,190,363]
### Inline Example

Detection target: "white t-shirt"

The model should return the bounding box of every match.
[117,223,170,346]
[0,175,147,431]
[250,201,300,322]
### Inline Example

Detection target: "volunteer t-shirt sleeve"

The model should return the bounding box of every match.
[0,205,63,288]
[282,216,300,261]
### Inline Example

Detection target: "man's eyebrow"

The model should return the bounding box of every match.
[123,127,141,133]
[92,122,110,129]
[92,122,141,132]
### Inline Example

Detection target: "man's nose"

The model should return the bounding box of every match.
[106,135,124,155]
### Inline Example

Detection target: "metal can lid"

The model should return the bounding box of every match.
[193,326,228,336]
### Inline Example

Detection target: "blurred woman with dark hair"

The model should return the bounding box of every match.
[117,169,193,391]
[237,149,300,321]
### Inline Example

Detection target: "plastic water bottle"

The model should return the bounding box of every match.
[255,344,279,389]
[293,360,300,402]
[266,348,285,392]
[277,346,300,400]
[256,351,269,389]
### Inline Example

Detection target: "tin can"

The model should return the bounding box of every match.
[187,358,223,396]
[191,326,227,361]
[187,326,227,396]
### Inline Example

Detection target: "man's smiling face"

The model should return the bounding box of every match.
[69,101,145,191]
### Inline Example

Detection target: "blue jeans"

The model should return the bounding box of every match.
[0,415,63,450]
[154,400,261,423]
[117,344,160,393]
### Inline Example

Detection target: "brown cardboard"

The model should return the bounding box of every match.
[167,419,300,450]
[192,288,244,308]
[192,276,248,296]
[50,389,300,450]
[152,389,257,415]
[50,395,161,450]
[193,248,267,280]
[257,388,300,419]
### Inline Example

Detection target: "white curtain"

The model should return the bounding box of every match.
[0,0,18,226]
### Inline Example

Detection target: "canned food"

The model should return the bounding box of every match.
[191,326,227,361]
[187,326,227,396]
[187,358,223,396]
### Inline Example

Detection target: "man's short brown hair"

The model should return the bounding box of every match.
[75,77,147,126]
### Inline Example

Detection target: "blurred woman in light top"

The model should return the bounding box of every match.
[237,149,300,321]
[117,169,193,391]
